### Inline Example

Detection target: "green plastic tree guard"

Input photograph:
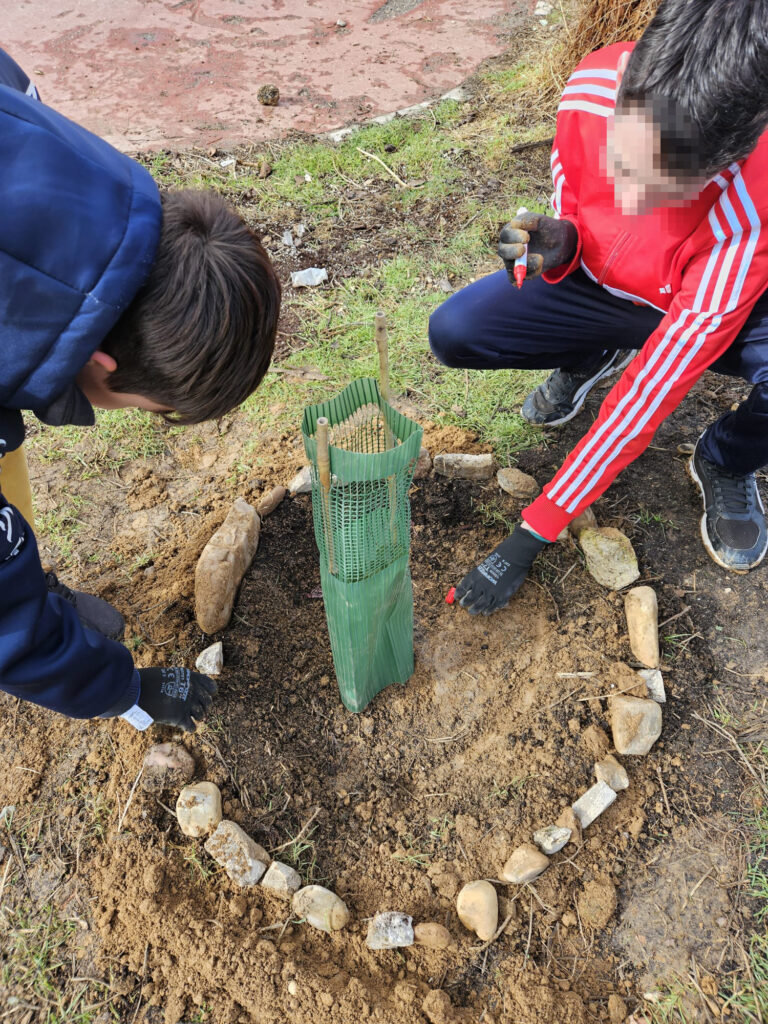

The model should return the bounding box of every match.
[302,378,423,712]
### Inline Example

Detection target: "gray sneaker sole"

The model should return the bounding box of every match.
[521,349,637,428]
[687,456,768,573]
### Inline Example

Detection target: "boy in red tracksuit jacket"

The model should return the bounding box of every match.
[429,0,768,614]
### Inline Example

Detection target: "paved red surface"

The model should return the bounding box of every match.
[5,0,519,152]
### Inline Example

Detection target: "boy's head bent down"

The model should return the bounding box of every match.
[608,0,768,215]
[77,189,281,422]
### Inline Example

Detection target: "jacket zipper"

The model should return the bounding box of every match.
[597,231,631,286]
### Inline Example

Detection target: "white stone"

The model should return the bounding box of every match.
[611,695,663,755]
[288,466,312,495]
[624,586,660,668]
[533,825,572,855]
[433,453,494,481]
[497,467,540,501]
[194,498,260,633]
[594,754,630,792]
[204,820,270,886]
[579,527,640,590]
[638,668,666,703]
[261,860,302,898]
[572,781,617,829]
[141,743,195,795]
[456,880,498,941]
[291,267,328,288]
[501,843,550,883]
[195,641,223,676]
[176,782,222,838]
[292,885,350,933]
[366,911,414,950]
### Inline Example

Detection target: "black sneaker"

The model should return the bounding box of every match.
[688,442,768,573]
[45,572,126,640]
[521,349,636,427]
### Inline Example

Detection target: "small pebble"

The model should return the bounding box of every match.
[594,754,629,792]
[568,506,597,538]
[456,880,497,941]
[579,527,640,590]
[261,860,302,898]
[256,485,286,518]
[638,667,666,703]
[336,18,347,26]
[176,782,222,838]
[413,447,432,480]
[195,641,223,676]
[572,780,617,829]
[292,885,350,933]
[533,825,571,855]
[288,466,312,495]
[366,911,414,950]
[257,84,280,106]
[291,267,328,288]
[501,843,549,884]
[624,586,659,668]
[204,820,270,887]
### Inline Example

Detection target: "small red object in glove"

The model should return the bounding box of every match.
[445,586,456,605]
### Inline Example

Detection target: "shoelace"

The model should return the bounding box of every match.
[44,571,77,605]
[710,469,755,516]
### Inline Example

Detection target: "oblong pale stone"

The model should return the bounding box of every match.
[497,467,540,501]
[366,911,414,950]
[256,485,287,517]
[433,453,494,481]
[195,498,260,633]
[572,781,617,829]
[292,885,350,933]
[456,880,498,941]
[611,695,663,755]
[204,820,270,887]
[501,843,550,883]
[624,586,659,668]
[413,922,452,949]
[176,782,222,838]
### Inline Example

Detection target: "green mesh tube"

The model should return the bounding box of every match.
[302,379,423,712]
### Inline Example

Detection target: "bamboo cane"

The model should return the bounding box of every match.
[374,311,398,547]
[316,416,336,575]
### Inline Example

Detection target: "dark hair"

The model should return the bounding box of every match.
[102,190,281,424]
[617,0,768,177]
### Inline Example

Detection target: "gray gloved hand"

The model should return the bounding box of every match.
[455,525,548,615]
[136,667,217,732]
[498,212,578,281]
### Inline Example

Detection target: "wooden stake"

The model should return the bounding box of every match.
[316,417,336,575]
[374,312,398,546]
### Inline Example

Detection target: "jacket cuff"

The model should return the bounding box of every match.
[542,218,582,285]
[522,493,574,542]
[97,669,141,719]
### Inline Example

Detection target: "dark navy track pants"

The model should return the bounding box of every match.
[428,268,768,477]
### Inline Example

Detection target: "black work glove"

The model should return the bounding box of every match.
[137,667,217,732]
[498,212,578,281]
[455,525,548,615]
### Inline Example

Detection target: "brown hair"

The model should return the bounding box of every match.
[102,190,281,423]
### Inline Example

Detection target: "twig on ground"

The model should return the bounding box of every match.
[271,807,321,855]
[523,897,534,965]
[116,767,144,834]
[356,147,409,188]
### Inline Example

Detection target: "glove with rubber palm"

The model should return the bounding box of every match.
[498,211,578,282]
[136,667,217,732]
[455,524,548,615]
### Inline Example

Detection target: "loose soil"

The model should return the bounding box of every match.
[2,371,764,1024]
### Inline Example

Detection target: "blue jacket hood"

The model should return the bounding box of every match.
[0,83,162,415]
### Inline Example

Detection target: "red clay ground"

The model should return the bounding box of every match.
[5,0,523,152]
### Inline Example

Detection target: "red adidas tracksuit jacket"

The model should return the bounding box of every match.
[522,42,768,542]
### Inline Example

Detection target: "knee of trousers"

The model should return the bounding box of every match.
[428,304,471,368]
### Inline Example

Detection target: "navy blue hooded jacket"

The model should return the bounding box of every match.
[0,50,162,718]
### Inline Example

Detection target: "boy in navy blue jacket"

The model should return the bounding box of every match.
[0,50,281,732]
